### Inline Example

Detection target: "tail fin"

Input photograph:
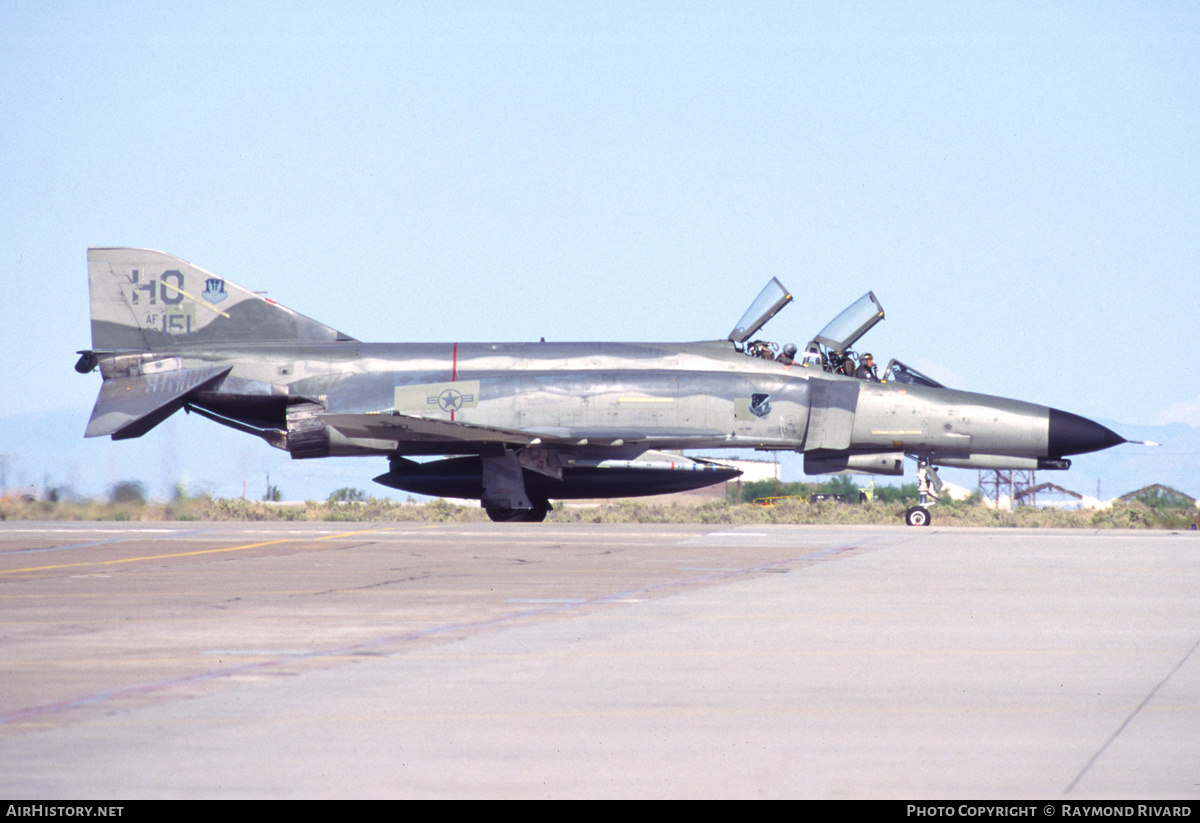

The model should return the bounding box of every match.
[87,248,355,351]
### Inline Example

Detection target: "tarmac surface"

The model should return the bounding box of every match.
[0,520,1196,798]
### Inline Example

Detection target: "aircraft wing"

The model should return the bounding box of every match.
[320,412,542,447]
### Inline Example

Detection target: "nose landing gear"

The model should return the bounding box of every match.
[905,456,941,526]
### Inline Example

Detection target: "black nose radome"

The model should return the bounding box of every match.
[1048,408,1126,457]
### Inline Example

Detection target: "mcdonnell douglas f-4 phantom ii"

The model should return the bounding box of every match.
[78,248,1138,525]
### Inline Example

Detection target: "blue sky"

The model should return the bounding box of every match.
[1,2,1196,499]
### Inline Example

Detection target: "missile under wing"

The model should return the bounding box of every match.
[78,248,1135,524]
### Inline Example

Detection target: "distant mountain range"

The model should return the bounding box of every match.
[2,409,1195,505]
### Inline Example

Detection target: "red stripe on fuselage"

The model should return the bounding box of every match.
[451,343,458,421]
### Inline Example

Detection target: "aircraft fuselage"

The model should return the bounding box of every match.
[96,339,1109,465]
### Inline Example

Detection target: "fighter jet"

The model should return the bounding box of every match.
[78,248,1136,524]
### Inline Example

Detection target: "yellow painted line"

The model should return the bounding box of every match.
[156,280,232,318]
[0,527,383,576]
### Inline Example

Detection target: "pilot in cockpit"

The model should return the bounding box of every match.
[856,353,880,382]
[776,343,797,365]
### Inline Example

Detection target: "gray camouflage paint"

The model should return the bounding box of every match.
[81,248,1115,495]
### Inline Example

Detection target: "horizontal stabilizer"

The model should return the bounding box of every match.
[85,366,232,439]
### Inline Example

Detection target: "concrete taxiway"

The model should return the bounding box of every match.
[0,521,1196,798]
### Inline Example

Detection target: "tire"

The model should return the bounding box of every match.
[485,500,550,523]
[486,507,527,523]
[905,505,931,527]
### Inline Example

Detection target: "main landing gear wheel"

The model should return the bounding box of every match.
[485,500,551,523]
[905,505,931,527]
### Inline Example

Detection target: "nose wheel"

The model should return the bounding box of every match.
[905,505,931,527]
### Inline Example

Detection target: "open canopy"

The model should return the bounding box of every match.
[728,278,793,343]
[811,291,885,351]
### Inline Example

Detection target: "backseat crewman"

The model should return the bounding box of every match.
[856,353,880,382]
